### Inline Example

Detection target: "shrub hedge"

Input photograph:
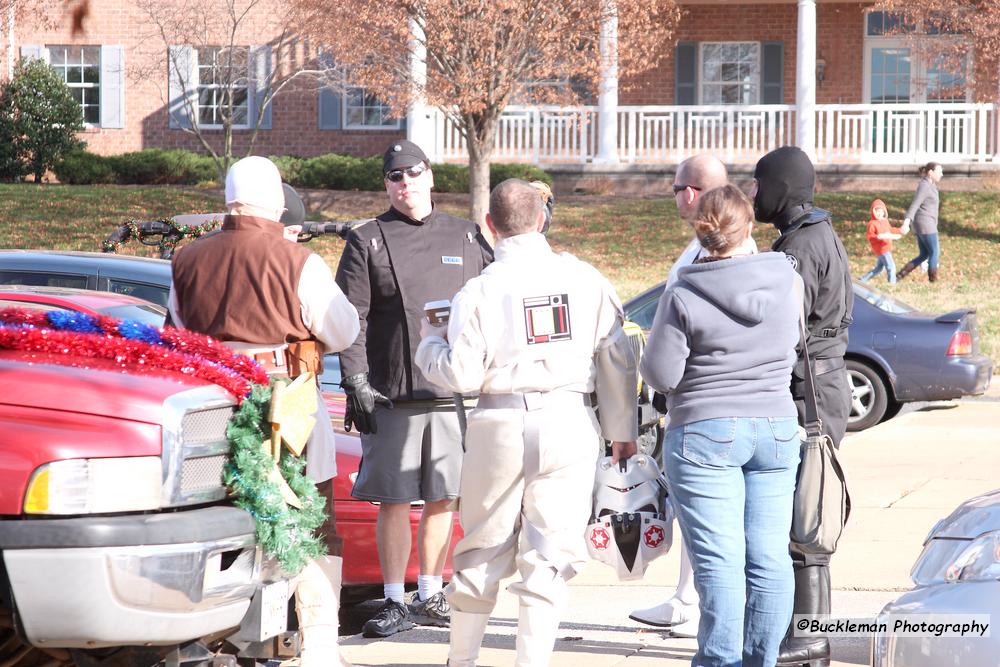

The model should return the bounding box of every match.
[56,148,552,192]
[108,149,218,185]
[54,148,218,186]
[53,150,116,185]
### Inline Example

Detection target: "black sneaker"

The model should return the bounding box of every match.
[362,598,414,638]
[408,590,451,627]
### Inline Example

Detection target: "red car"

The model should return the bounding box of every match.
[322,390,463,594]
[0,285,461,594]
[0,284,168,325]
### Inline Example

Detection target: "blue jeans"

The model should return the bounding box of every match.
[861,252,896,284]
[664,417,800,667]
[909,233,940,270]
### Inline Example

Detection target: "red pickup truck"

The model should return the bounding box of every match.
[0,348,290,665]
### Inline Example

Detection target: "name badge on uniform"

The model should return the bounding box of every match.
[442,256,463,265]
[523,294,573,344]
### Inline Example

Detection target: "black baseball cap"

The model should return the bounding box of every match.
[383,140,429,175]
[280,183,305,226]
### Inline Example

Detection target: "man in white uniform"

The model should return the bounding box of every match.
[415,179,638,667]
[629,154,756,636]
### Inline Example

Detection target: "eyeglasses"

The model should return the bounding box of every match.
[672,184,702,194]
[386,164,428,182]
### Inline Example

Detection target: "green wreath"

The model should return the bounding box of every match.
[223,382,328,574]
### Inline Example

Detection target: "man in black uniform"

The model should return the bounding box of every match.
[335,140,493,638]
[751,145,853,667]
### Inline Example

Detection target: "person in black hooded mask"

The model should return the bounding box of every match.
[751,145,853,667]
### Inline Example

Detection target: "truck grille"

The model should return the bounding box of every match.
[182,407,235,446]
[162,396,236,508]
[181,454,228,494]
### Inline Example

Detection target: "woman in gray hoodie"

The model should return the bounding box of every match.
[641,184,801,667]
[897,161,944,282]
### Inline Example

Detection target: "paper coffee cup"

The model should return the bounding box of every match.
[424,299,451,326]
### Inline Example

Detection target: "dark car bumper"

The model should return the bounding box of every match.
[936,354,991,399]
[909,354,993,402]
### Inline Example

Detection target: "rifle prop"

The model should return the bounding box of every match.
[294,219,375,242]
[102,217,222,260]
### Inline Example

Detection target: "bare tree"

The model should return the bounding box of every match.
[131,0,331,179]
[2,0,61,68]
[293,0,681,224]
[872,1,999,101]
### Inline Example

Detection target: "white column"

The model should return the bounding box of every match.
[595,1,619,164]
[796,0,817,160]
[407,18,436,160]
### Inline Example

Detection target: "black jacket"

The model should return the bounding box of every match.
[772,207,853,363]
[335,206,493,401]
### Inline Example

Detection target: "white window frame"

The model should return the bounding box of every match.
[342,86,400,130]
[47,45,101,127]
[194,46,250,130]
[862,11,971,104]
[698,41,761,105]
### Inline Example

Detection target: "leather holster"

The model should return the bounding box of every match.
[285,340,324,379]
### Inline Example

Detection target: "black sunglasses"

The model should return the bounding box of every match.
[672,184,702,194]
[386,164,428,182]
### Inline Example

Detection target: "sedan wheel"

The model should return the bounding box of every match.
[637,420,664,463]
[846,359,889,432]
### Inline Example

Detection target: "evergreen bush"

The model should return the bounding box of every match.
[0,59,84,182]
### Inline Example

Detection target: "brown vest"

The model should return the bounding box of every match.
[172,215,313,345]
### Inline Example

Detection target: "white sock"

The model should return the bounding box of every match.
[418,574,443,600]
[384,582,405,604]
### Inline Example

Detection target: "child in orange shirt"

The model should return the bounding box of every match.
[860,199,908,284]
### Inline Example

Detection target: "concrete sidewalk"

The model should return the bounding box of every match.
[340,397,1000,666]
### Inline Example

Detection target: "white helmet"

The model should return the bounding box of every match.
[585,454,674,581]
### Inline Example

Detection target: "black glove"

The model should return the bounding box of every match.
[652,391,668,415]
[341,373,393,434]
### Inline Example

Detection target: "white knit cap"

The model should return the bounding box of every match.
[224,156,284,213]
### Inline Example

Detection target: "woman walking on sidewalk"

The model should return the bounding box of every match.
[641,184,801,667]
[897,162,944,283]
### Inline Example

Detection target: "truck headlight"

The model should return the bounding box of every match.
[24,458,163,514]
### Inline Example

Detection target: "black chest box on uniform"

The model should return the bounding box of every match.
[424,300,451,326]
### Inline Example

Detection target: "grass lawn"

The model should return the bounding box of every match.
[1,183,997,359]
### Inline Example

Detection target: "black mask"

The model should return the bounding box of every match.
[752,146,815,227]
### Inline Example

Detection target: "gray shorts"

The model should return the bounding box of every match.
[351,402,463,504]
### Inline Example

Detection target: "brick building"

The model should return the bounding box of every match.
[2,0,995,167]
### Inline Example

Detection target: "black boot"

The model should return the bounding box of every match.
[895,261,919,281]
[928,267,938,283]
[776,564,831,667]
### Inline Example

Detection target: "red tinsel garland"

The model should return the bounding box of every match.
[158,328,268,385]
[0,308,270,400]
[0,326,256,400]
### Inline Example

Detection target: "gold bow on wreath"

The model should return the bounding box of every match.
[267,373,318,509]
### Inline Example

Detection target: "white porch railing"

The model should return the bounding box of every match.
[431,103,999,166]
[814,104,997,164]
[435,106,599,164]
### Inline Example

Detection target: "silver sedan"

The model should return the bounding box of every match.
[872,489,1000,666]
